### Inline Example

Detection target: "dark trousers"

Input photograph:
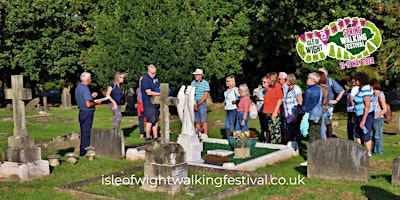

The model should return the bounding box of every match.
[347,112,356,141]
[138,111,145,135]
[79,110,94,156]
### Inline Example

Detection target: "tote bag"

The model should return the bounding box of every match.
[309,90,323,123]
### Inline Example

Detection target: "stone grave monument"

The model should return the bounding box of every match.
[61,86,72,109]
[142,83,188,194]
[392,156,400,186]
[0,75,49,181]
[176,85,203,163]
[308,138,368,181]
[90,128,125,159]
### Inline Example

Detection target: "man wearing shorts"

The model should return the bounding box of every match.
[191,68,210,138]
[141,64,160,141]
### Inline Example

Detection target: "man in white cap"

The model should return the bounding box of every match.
[191,68,210,138]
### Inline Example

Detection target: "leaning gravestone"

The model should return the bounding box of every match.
[61,87,72,109]
[392,156,400,186]
[0,75,49,182]
[25,97,40,110]
[308,138,368,181]
[90,128,125,159]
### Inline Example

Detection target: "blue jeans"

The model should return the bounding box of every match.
[372,117,384,154]
[79,110,94,156]
[224,109,237,137]
[320,112,328,139]
[235,111,249,131]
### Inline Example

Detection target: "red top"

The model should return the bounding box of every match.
[263,83,283,114]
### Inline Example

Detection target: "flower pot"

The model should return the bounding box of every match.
[227,136,236,148]
[234,147,250,158]
[246,137,258,148]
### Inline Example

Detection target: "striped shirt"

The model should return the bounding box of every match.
[191,79,210,102]
[354,85,374,116]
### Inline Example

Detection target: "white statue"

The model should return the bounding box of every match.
[177,85,195,135]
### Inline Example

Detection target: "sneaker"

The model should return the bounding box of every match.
[300,161,307,166]
[145,138,152,141]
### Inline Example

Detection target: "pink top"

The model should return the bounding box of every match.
[237,96,251,112]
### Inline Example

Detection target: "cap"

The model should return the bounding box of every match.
[193,68,204,75]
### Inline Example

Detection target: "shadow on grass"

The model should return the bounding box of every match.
[122,110,137,116]
[294,166,307,177]
[371,174,391,184]
[57,147,76,156]
[361,185,399,200]
[122,126,136,137]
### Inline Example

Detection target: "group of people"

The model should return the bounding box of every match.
[74,66,387,158]
[224,68,387,159]
[74,65,211,156]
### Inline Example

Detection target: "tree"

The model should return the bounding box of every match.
[0,0,95,88]
[84,0,214,90]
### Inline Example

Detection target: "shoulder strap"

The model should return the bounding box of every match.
[319,89,323,102]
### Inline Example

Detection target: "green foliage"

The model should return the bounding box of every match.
[0,0,398,100]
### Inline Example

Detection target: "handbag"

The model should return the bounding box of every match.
[309,90,323,123]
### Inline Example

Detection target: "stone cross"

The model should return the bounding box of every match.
[151,83,178,145]
[5,75,32,136]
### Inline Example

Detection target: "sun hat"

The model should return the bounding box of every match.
[192,68,204,75]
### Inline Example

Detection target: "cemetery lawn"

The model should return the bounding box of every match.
[0,103,400,199]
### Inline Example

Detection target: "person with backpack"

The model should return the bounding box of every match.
[370,79,387,155]
[106,72,125,130]
[235,84,251,131]
[300,72,323,166]
[224,76,240,138]
[318,68,345,138]
[283,74,303,147]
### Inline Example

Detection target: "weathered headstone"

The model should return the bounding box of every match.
[25,97,40,110]
[142,83,188,194]
[90,128,125,159]
[0,75,49,182]
[176,85,203,163]
[142,142,187,194]
[392,156,400,186]
[308,138,368,181]
[42,96,49,111]
[61,87,72,109]
[125,88,135,112]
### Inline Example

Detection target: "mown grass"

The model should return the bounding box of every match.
[0,103,400,199]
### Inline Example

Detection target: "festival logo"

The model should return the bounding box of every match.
[296,17,381,69]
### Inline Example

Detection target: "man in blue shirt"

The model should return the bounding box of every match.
[318,68,345,138]
[141,64,161,141]
[191,68,210,138]
[75,72,102,156]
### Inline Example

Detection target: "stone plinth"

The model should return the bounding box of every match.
[308,138,368,181]
[0,160,50,182]
[142,142,188,194]
[2,136,42,162]
[177,134,203,163]
[392,156,400,186]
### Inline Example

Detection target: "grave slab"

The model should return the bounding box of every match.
[90,128,125,159]
[307,138,368,181]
